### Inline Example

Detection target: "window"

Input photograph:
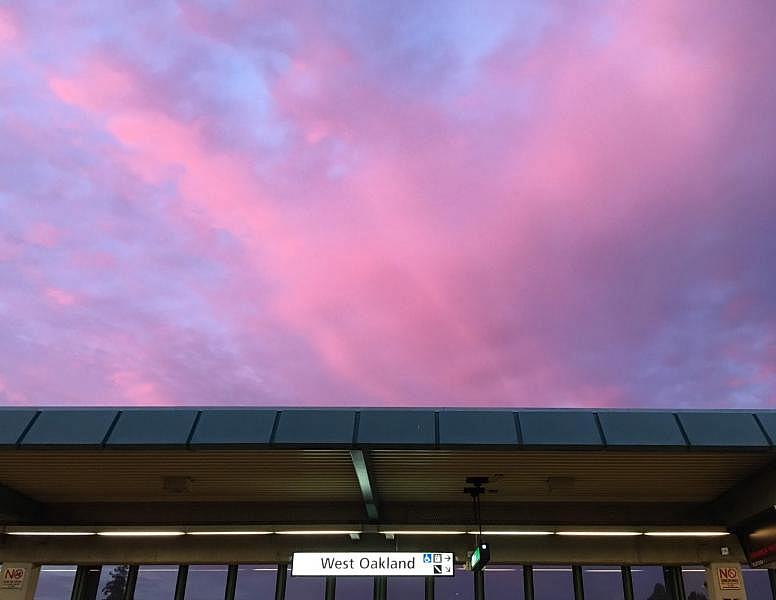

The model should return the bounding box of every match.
[582,566,624,600]
[435,567,473,600]
[234,565,276,600]
[336,577,374,599]
[681,566,708,600]
[485,566,524,600]
[533,566,573,600]
[33,566,77,600]
[387,576,424,599]
[742,568,772,600]
[184,565,228,600]
[134,566,179,600]
[631,566,669,600]
[285,574,324,600]
[97,565,130,600]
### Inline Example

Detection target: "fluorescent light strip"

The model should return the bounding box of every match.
[467,531,554,536]
[188,531,272,536]
[98,531,185,537]
[277,530,361,536]
[557,531,642,537]
[534,568,573,572]
[7,532,95,536]
[645,532,728,537]
[379,530,465,535]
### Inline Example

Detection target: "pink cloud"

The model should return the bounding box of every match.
[44,288,77,306]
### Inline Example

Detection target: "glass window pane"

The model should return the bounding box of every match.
[184,565,228,600]
[97,565,130,600]
[582,566,624,600]
[681,566,708,600]
[33,566,77,600]
[533,566,573,600]
[484,566,524,600]
[235,565,276,600]
[134,565,179,600]
[336,577,373,599]
[285,574,324,600]
[631,566,669,600]
[435,568,473,600]
[387,577,424,599]
[742,568,772,600]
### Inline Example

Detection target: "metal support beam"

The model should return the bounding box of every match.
[373,576,387,600]
[769,569,776,600]
[174,566,188,600]
[224,565,238,600]
[474,570,485,600]
[425,576,434,600]
[0,482,41,520]
[621,566,634,600]
[663,566,684,600]
[70,566,100,600]
[524,566,534,600]
[710,459,776,526]
[123,566,138,600]
[325,576,336,600]
[350,450,379,521]
[572,565,585,600]
[274,564,287,600]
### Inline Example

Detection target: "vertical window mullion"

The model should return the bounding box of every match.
[174,565,189,600]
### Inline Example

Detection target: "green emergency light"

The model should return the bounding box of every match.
[469,542,490,571]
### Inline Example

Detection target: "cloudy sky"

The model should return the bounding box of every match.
[1,1,774,408]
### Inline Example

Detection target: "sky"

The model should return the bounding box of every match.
[0,0,775,409]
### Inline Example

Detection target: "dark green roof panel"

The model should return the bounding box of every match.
[357,410,435,445]
[273,410,355,445]
[677,412,769,448]
[107,410,198,445]
[519,411,603,446]
[598,412,686,447]
[438,411,518,445]
[0,410,38,446]
[190,410,276,445]
[756,413,776,445]
[21,410,117,446]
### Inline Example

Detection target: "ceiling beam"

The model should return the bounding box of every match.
[0,482,41,521]
[350,450,379,521]
[709,458,776,526]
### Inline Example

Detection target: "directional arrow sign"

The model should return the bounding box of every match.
[291,552,455,577]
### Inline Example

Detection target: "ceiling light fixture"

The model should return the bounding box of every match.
[645,531,729,537]
[379,530,466,535]
[6,531,95,536]
[97,531,185,537]
[467,530,554,536]
[187,531,272,536]
[557,531,642,537]
[276,530,362,536]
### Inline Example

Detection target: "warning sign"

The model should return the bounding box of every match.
[1,567,26,590]
[716,566,741,590]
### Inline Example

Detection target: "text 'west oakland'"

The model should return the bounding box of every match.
[291,552,455,577]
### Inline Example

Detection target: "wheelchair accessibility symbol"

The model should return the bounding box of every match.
[423,554,432,563]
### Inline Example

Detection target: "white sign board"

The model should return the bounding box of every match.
[0,567,26,590]
[292,552,454,577]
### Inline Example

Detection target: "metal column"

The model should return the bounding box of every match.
[70,566,101,600]
[324,576,336,600]
[174,566,189,600]
[123,566,139,600]
[224,565,238,600]
[663,566,685,600]
[274,565,287,600]
[474,570,485,600]
[621,566,634,600]
[425,576,435,600]
[373,576,387,600]
[769,569,776,600]
[572,566,585,600]
[523,566,534,600]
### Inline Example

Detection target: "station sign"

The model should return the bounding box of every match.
[291,552,454,576]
